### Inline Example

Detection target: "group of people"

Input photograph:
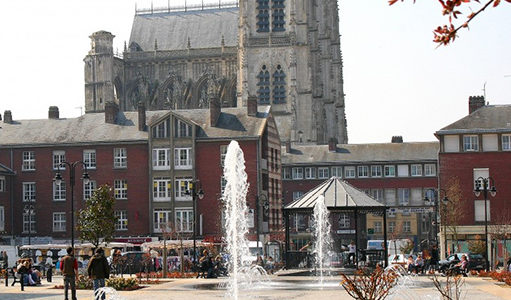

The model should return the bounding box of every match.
[16,257,42,286]
[196,250,227,278]
[59,247,111,300]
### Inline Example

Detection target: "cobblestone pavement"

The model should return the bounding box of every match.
[1,275,510,300]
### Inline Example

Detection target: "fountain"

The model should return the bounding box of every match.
[312,195,333,284]
[222,140,266,299]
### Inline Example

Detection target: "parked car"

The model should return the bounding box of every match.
[439,253,485,273]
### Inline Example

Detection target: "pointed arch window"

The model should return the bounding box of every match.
[257,0,270,32]
[272,65,286,104]
[257,65,271,104]
[272,0,285,32]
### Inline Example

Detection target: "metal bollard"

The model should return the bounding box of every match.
[20,274,24,291]
[4,269,8,286]
[46,266,52,282]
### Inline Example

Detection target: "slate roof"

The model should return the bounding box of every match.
[0,106,270,147]
[129,7,239,51]
[285,177,384,210]
[281,142,439,165]
[436,105,511,135]
[165,106,271,140]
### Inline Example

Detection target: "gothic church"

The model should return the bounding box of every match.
[84,0,347,144]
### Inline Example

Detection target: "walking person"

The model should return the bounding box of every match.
[60,247,78,300]
[88,248,110,300]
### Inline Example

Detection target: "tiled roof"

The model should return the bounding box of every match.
[436,105,511,134]
[285,177,384,210]
[129,7,238,51]
[281,142,439,165]
[0,106,270,147]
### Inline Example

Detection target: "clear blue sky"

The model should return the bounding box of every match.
[1,0,510,143]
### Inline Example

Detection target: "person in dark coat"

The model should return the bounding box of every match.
[87,248,110,300]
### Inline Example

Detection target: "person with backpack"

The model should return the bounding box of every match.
[88,248,110,300]
[60,247,78,300]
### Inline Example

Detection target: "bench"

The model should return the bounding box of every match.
[5,267,25,290]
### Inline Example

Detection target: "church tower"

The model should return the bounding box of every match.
[84,31,116,113]
[238,0,347,144]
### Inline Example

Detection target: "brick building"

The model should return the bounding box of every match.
[147,97,282,250]
[0,107,153,245]
[436,97,511,261]
[281,139,438,251]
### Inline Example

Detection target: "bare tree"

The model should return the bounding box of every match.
[443,177,465,253]
[431,273,465,300]
[489,209,511,268]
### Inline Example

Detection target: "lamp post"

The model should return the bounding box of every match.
[256,193,269,256]
[184,180,204,263]
[474,177,497,271]
[53,161,90,250]
[23,204,34,246]
[425,189,449,257]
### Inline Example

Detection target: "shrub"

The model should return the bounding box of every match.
[76,275,93,289]
[106,277,139,291]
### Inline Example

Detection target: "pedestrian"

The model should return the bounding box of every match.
[60,247,78,300]
[430,244,439,272]
[348,241,356,265]
[88,248,110,300]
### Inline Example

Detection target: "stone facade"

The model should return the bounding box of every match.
[84,1,347,145]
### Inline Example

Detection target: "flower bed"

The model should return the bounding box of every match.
[477,270,511,286]
[54,276,143,291]
[135,271,197,279]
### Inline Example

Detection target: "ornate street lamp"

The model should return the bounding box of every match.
[425,189,449,257]
[23,204,35,246]
[474,177,497,271]
[53,161,90,250]
[184,180,204,263]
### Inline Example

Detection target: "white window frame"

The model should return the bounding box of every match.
[305,167,316,179]
[388,221,396,232]
[502,135,511,151]
[152,120,170,138]
[374,221,382,233]
[152,148,171,170]
[23,210,36,233]
[282,167,291,180]
[463,135,479,152]
[403,221,411,233]
[424,164,436,176]
[0,206,4,231]
[52,150,66,170]
[153,177,171,201]
[83,180,97,200]
[114,179,128,200]
[345,166,356,178]
[331,166,342,178]
[174,148,192,169]
[115,210,128,231]
[339,213,350,228]
[292,191,303,200]
[23,182,36,202]
[370,165,382,177]
[357,166,369,178]
[371,189,384,203]
[175,119,192,138]
[411,164,423,176]
[0,176,5,192]
[318,167,329,179]
[384,165,396,177]
[153,209,172,233]
[22,151,35,171]
[113,148,127,168]
[53,181,66,201]
[220,145,228,167]
[292,167,303,180]
[53,212,66,232]
[83,149,97,169]
[398,188,410,206]
[175,178,192,201]
[175,209,194,232]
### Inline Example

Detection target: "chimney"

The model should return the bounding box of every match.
[391,136,403,143]
[285,141,292,153]
[247,96,258,116]
[48,106,59,119]
[328,137,338,152]
[210,96,221,126]
[137,102,146,131]
[469,95,485,114]
[3,110,12,124]
[104,101,119,124]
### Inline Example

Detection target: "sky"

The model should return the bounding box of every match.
[1,0,510,143]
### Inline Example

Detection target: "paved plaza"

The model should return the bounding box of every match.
[1,274,511,300]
